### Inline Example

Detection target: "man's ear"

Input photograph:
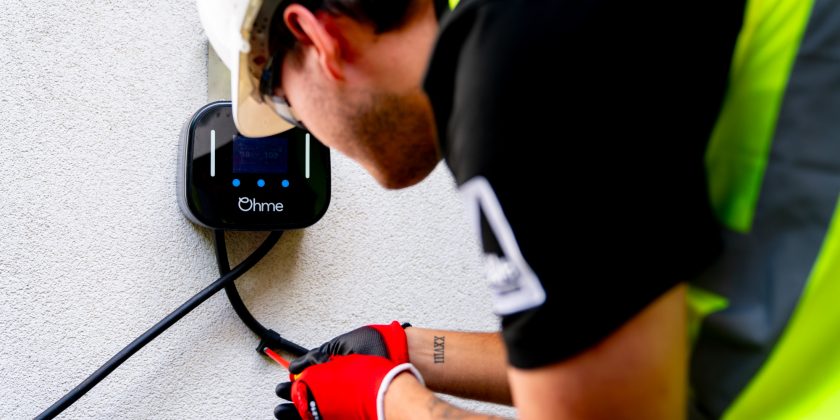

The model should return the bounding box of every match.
[283,4,345,81]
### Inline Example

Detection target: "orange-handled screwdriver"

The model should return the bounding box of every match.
[263,347,291,368]
[263,348,303,380]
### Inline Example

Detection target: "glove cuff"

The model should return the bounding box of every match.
[375,363,424,420]
[370,320,411,364]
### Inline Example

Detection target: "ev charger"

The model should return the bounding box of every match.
[36,102,324,420]
[178,101,331,230]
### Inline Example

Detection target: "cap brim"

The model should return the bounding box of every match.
[231,50,294,138]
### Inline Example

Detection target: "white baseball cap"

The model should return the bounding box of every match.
[197,0,297,137]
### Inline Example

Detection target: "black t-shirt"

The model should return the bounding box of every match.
[424,0,745,368]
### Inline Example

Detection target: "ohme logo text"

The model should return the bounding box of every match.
[238,197,284,212]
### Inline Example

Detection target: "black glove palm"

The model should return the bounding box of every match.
[289,321,409,373]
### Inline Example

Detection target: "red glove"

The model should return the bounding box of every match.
[274,354,423,419]
[288,321,411,374]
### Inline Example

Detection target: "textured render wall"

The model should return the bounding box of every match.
[0,1,514,418]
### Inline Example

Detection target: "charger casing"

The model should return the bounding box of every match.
[177,101,330,231]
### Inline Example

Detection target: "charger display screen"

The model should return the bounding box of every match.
[233,135,288,174]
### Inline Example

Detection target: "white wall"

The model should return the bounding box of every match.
[0,1,514,418]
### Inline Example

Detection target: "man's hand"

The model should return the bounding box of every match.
[274,353,423,419]
[289,321,410,374]
[276,322,415,419]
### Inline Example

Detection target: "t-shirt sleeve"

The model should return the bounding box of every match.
[425,0,737,368]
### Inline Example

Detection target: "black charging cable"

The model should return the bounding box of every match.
[213,230,308,356]
[36,232,283,420]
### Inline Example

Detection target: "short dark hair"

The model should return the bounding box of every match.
[269,0,417,55]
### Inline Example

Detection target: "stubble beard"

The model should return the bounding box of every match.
[348,89,441,189]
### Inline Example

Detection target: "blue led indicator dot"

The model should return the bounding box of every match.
[257,179,266,188]
[281,179,290,188]
[232,179,241,187]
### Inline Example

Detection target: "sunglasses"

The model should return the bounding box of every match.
[258,52,305,129]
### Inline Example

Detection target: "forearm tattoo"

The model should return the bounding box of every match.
[434,336,445,364]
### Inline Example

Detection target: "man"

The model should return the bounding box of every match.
[197,0,746,418]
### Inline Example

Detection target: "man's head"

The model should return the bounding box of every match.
[199,0,440,189]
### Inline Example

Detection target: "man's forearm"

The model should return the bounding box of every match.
[385,373,508,420]
[405,327,511,404]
